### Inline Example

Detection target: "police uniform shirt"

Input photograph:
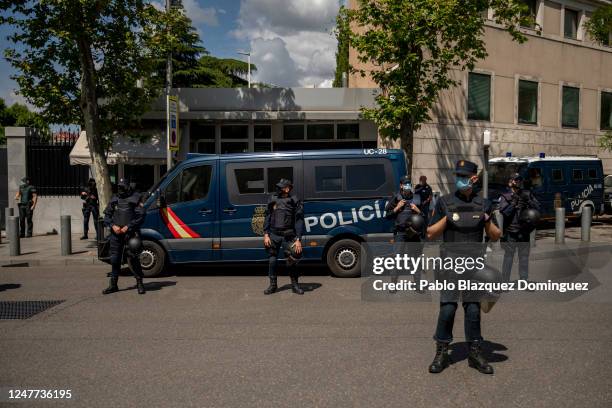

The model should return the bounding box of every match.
[414,184,432,208]
[19,183,36,205]
[263,193,305,239]
[429,191,493,242]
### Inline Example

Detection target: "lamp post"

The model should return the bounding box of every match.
[482,129,491,199]
[166,0,174,169]
[238,51,251,88]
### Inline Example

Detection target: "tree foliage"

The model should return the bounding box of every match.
[0,98,48,144]
[342,0,534,176]
[585,4,612,45]
[333,4,350,87]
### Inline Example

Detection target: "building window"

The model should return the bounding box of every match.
[562,86,580,128]
[283,124,305,140]
[337,123,359,139]
[520,0,537,28]
[601,91,612,130]
[307,123,334,140]
[467,72,491,121]
[254,125,271,139]
[564,9,579,39]
[518,79,538,125]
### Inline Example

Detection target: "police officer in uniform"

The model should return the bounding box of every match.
[499,173,540,283]
[385,176,425,285]
[80,178,100,240]
[263,178,305,295]
[426,160,501,375]
[14,176,37,238]
[102,179,146,295]
[414,175,433,226]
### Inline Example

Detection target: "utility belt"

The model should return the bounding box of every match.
[270,228,296,239]
[18,201,32,207]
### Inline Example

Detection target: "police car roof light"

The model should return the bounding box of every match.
[539,152,546,158]
[506,152,512,157]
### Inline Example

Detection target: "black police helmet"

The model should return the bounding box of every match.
[408,214,426,231]
[127,236,143,253]
[520,208,541,226]
[117,178,130,193]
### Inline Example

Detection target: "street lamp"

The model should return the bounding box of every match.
[237,50,251,88]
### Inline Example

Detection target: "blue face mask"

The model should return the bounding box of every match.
[455,176,472,191]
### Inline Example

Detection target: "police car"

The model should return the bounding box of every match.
[101,149,407,278]
[487,154,605,220]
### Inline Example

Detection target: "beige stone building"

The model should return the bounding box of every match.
[349,0,612,193]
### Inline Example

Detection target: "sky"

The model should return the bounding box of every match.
[0,0,342,107]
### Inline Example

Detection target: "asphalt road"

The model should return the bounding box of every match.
[1,264,611,408]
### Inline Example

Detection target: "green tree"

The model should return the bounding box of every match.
[195,55,256,88]
[1,0,165,209]
[343,0,533,177]
[585,5,612,46]
[0,97,48,145]
[333,4,350,87]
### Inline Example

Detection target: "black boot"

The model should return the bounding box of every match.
[429,342,451,373]
[291,276,304,295]
[80,235,88,240]
[102,277,119,295]
[136,277,146,295]
[468,341,494,374]
[264,278,277,295]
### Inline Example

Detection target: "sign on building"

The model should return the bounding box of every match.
[167,95,179,152]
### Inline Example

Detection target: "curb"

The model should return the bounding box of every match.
[1,257,105,267]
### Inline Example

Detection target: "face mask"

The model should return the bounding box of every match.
[401,183,412,192]
[455,176,472,192]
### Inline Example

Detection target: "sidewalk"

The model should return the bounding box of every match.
[0,233,102,266]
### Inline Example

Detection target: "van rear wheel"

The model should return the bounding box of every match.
[326,239,361,278]
[128,240,166,278]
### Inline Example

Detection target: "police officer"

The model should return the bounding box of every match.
[263,178,305,295]
[385,177,425,285]
[414,175,433,225]
[426,160,501,375]
[102,179,146,295]
[14,176,37,238]
[80,178,100,240]
[499,173,540,283]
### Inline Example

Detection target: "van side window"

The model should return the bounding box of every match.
[572,169,584,181]
[588,168,597,179]
[315,166,342,191]
[165,165,212,205]
[235,168,265,194]
[267,167,293,192]
[551,168,564,183]
[528,168,543,188]
[346,164,385,191]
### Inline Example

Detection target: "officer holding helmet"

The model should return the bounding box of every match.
[102,178,146,295]
[499,173,540,283]
[426,160,502,375]
[263,178,305,295]
[385,176,426,285]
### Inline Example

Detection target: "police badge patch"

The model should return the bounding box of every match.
[251,206,266,236]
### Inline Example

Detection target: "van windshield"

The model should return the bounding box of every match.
[147,169,171,196]
[489,162,527,186]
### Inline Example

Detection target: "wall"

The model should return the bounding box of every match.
[0,146,7,229]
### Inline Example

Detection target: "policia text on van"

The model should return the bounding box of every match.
[98,150,407,278]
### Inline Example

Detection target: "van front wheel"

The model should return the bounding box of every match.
[326,239,361,278]
[128,240,166,278]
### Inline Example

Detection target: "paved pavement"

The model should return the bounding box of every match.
[1,263,611,407]
[1,215,611,267]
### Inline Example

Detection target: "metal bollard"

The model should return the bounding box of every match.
[60,215,72,256]
[97,217,105,243]
[581,206,592,242]
[4,207,15,243]
[555,207,565,244]
[9,216,20,256]
[494,210,503,248]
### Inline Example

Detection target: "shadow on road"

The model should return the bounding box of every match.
[449,340,508,365]
[0,283,21,292]
[165,263,332,278]
[121,281,177,293]
[276,282,323,293]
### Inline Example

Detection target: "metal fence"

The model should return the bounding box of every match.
[26,131,89,196]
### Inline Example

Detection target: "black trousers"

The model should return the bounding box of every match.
[434,301,482,344]
[109,232,143,279]
[502,231,531,281]
[82,204,100,238]
[266,232,298,279]
[18,203,33,237]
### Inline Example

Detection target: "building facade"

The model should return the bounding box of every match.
[349,0,612,193]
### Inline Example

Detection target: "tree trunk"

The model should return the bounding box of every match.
[77,34,112,213]
[399,122,414,181]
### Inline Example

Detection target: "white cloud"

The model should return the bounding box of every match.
[233,0,339,87]
[182,0,219,27]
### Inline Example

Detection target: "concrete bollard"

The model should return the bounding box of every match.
[530,229,536,248]
[4,207,15,243]
[555,207,565,244]
[97,217,105,243]
[494,210,503,248]
[60,215,72,256]
[581,206,592,242]
[9,216,20,256]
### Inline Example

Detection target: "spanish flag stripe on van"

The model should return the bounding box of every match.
[160,208,200,239]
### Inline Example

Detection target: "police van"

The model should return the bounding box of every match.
[487,155,605,219]
[109,149,407,278]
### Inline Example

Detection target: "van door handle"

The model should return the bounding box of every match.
[199,208,213,215]
[223,207,237,214]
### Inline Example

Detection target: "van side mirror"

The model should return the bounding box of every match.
[156,190,167,208]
